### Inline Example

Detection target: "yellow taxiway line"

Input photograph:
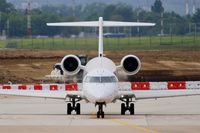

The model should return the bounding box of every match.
[90,112,160,133]
[111,119,160,133]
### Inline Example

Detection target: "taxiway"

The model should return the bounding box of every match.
[0,95,200,133]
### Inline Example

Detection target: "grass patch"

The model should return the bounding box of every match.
[0,35,200,50]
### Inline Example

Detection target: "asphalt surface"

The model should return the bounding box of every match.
[0,95,200,133]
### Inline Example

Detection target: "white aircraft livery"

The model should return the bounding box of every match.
[1,17,200,118]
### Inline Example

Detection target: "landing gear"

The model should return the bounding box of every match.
[120,98,135,115]
[96,103,106,118]
[67,97,81,115]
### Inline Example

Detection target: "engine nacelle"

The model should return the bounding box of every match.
[120,55,141,75]
[61,55,82,75]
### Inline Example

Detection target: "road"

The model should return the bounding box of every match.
[0,95,200,133]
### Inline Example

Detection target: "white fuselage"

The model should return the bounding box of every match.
[82,57,119,103]
[83,70,118,103]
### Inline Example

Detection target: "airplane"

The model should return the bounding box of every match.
[1,17,200,119]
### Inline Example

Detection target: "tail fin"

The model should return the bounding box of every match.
[47,17,155,57]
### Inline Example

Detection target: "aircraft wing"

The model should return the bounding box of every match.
[118,81,200,100]
[0,83,83,100]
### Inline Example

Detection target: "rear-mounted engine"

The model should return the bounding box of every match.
[120,55,141,75]
[61,55,82,75]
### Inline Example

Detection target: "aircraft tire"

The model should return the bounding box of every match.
[130,103,134,115]
[101,111,104,118]
[67,103,72,115]
[76,103,81,115]
[97,111,100,118]
[121,103,126,115]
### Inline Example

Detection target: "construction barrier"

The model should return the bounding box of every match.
[65,83,78,91]
[150,82,168,90]
[18,85,27,90]
[168,81,186,90]
[186,81,200,89]
[0,81,200,91]
[131,82,150,90]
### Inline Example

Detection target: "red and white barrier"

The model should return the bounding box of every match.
[0,81,200,91]
[131,82,150,90]
[123,81,200,91]
[167,81,186,90]
[118,82,131,91]
[0,83,80,91]
[186,81,200,89]
[150,82,168,90]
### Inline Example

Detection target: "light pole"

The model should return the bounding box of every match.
[0,12,1,36]
[72,0,76,17]
[6,19,9,38]
[137,11,140,35]
[160,12,164,36]
[26,0,32,37]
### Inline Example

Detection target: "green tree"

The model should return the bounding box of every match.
[31,9,62,36]
[82,3,105,20]
[151,0,164,13]
[9,11,26,36]
[103,5,116,20]
[0,0,15,13]
[2,2,196,37]
[103,4,133,21]
[193,9,200,23]
[115,4,133,21]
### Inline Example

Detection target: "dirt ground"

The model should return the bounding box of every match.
[0,49,200,83]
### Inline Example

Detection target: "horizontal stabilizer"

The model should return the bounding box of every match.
[104,21,155,27]
[47,21,99,27]
[47,21,155,27]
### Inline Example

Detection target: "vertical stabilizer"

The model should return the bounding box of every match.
[98,17,104,57]
[47,17,155,57]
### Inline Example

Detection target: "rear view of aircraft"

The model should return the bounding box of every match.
[1,17,200,118]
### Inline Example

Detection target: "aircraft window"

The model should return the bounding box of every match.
[85,76,117,83]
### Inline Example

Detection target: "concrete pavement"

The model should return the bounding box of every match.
[0,95,200,133]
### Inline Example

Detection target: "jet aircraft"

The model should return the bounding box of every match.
[0,17,200,118]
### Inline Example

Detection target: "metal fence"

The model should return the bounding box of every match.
[0,23,200,50]
[0,35,199,50]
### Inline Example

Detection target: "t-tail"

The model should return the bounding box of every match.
[47,17,155,57]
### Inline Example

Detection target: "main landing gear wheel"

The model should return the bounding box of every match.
[121,98,135,115]
[121,103,126,115]
[67,98,81,115]
[96,103,105,118]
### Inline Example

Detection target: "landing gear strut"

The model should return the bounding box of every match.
[120,98,134,115]
[67,97,81,115]
[96,102,106,118]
